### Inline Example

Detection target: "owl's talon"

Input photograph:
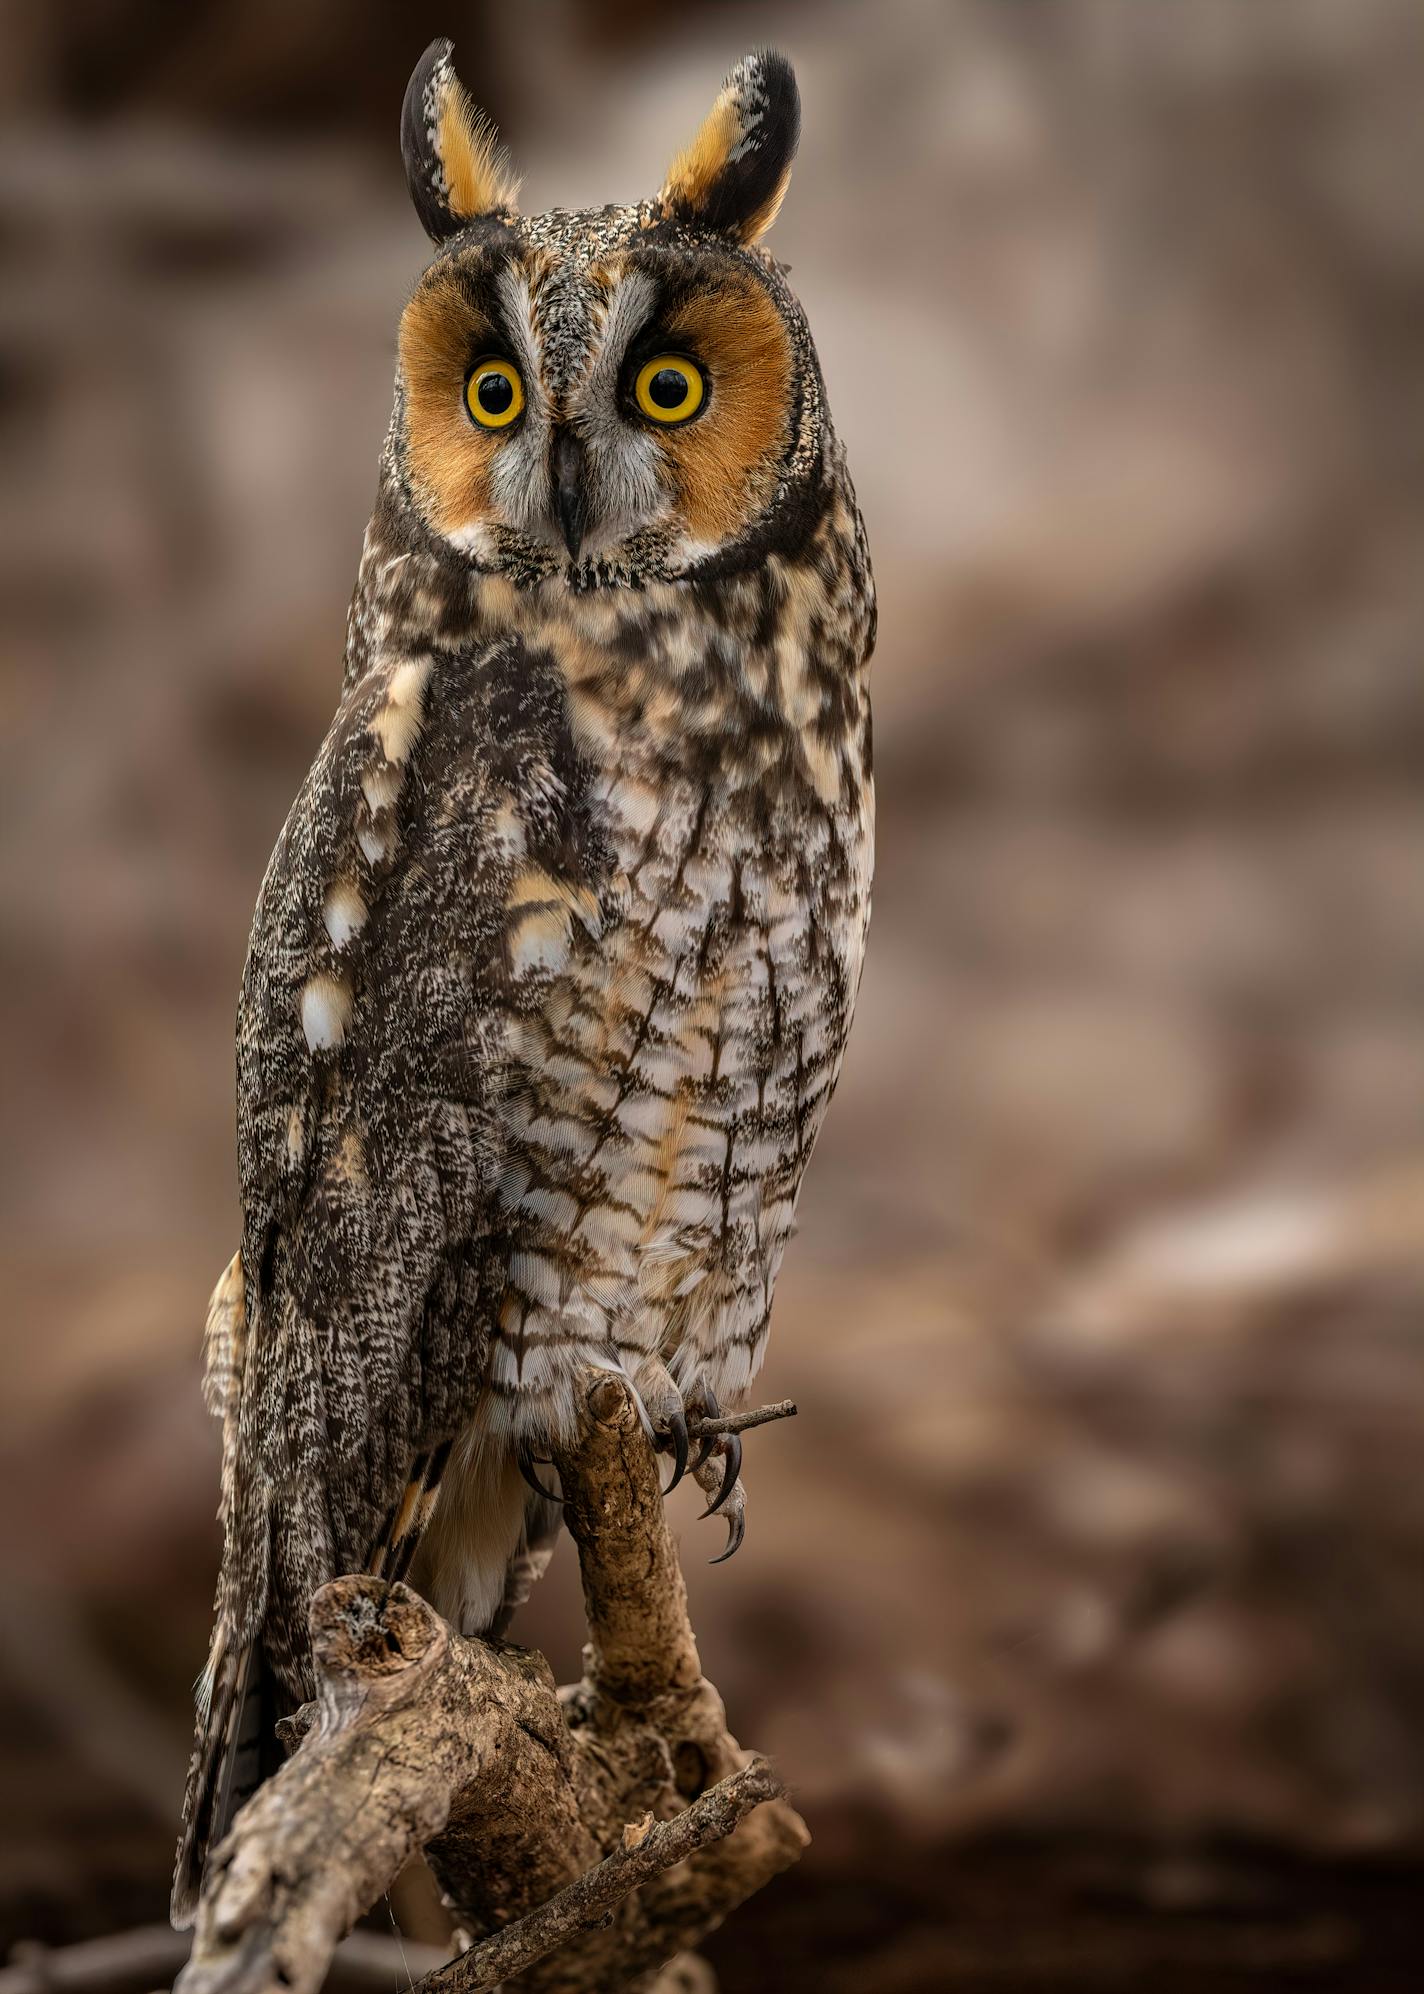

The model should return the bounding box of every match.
[709,1499,746,1565]
[517,1447,561,1504]
[633,1356,693,1495]
[692,1427,744,1564]
[689,1386,721,1475]
[657,1408,690,1494]
[698,1430,741,1517]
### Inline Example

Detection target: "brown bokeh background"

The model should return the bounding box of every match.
[3,2,1424,1988]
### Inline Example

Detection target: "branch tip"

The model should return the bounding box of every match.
[586,1373,639,1428]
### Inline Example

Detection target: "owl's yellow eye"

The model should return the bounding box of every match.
[634,355,705,425]
[465,357,524,429]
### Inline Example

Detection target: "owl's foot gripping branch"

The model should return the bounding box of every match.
[173,1376,807,1994]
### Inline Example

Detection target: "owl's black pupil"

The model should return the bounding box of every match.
[477,371,514,415]
[649,368,689,409]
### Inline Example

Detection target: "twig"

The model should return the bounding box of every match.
[686,1400,797,1440]
[417,1761,785,1994]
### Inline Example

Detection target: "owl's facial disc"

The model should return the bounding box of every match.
[397,241,796,574]
[394,43,807,579]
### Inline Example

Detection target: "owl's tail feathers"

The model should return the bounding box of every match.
[170,1634,280,1929]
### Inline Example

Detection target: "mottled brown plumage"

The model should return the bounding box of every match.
[173,38,874,1925]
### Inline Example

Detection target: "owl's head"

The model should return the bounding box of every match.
[392,39,824,587]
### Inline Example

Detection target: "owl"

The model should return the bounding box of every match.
[172,38,874,1924]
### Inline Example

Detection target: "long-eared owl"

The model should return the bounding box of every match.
[173,37,874,1923]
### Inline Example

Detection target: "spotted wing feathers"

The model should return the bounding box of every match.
[172,636,604,1918]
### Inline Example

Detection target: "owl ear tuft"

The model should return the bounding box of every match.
[659,51,801,244]
[401,38,520,244]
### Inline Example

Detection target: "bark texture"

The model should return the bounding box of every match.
[175,1377,807,1994]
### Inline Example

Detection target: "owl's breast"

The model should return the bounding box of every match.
[489,745,870,1414]
[475,489,874,1425]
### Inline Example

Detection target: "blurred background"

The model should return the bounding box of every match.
[3,1,1424,1987]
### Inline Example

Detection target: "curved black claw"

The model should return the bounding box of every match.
[516,1446,561,1504]
[708,1502,746,1565]
[698,1431,742,1518]
[690,1389,721,1475]
[657,1408,690,1494]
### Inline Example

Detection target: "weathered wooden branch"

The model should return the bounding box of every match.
[429,1761,785,1994]
[175,1377,808,1994]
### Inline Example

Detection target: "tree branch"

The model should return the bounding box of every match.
[419,1761,785,1994]
[175,1381,808,1994]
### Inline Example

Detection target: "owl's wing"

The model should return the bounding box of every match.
[173,634,605,1922]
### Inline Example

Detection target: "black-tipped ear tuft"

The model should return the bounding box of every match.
[659,51,801,244]
[401,37,520,244]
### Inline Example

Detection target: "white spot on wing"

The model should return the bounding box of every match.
[323,880,367,951]
[361,764,402,813]
[371,658,432,765]
[491,798,528,859]
[301,974,351,1053]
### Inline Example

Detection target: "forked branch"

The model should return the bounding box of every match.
[175,1381,807,1994]
[425,1760,785,1994]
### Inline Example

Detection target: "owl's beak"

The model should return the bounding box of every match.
[551,427,589,560]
